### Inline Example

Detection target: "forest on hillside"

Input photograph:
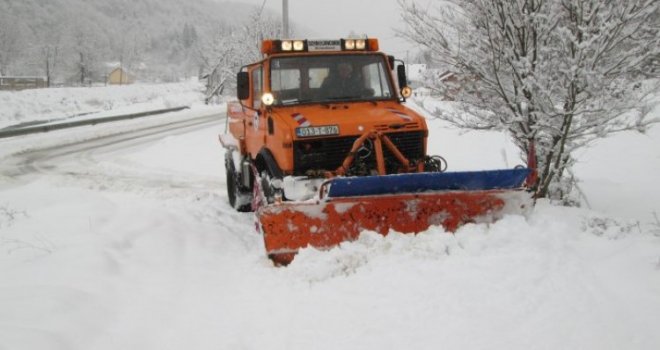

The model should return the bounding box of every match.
[0,0,271,85]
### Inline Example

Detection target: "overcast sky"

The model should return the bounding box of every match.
[226,0,433,58]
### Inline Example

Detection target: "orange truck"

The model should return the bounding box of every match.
[220,38,533,265]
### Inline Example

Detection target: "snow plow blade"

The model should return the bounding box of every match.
[258,169,531,265]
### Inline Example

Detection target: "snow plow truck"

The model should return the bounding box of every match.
[220,38,534,265]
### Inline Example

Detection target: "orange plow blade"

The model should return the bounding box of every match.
[258,189,531,265]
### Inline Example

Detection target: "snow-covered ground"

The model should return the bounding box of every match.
[414,98,660,224]
[0,81,206,130]
[0,88,659,349]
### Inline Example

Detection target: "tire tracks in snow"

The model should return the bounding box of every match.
[0,112,223,193]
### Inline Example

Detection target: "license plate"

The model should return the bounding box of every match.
[296,125,340,138]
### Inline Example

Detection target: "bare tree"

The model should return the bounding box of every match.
[198,9,283,103]
[399,0,659,202]
[114,24,148,84]
[0,13,24,76]
[65,18,109,85]
[39,23,65,87]
[198,24,241,103]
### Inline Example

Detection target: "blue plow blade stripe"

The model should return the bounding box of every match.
[327,168,531,198]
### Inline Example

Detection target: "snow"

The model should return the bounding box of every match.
[0,81,206,130]
[1,87,660,349]
[574,125,660,223]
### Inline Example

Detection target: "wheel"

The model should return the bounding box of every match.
[225,151,253,212]
[268,252,296,266]
[259,169,285,205]
[259,166,285,204]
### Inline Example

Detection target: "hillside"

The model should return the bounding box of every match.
[0,0,254,35]
[0,0,264,83]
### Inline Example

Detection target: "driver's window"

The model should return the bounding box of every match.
[309,68,329,88]
[272,69,300,90]
[362,62,389,98]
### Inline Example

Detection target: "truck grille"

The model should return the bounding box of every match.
[293,131,424,176]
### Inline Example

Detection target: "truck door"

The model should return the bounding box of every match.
[245,65,267,156]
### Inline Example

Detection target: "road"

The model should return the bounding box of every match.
[1,112,223,183]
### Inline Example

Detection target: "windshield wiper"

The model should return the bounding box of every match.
[278,96,372,106]
[280,98,314,106]
[325,96,364,102]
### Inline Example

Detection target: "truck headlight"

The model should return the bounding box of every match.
[344,39,355,50]
[355,39,366,50]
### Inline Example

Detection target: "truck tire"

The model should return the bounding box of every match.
[225,152,253,212]
[255,149,285,205]
[259,170,284,204]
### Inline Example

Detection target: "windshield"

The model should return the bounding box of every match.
[269,54,395,106]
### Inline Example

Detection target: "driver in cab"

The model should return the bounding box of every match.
[320,62,362,99]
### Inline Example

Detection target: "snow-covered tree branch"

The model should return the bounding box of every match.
[198,9,283,103]
[399,0,659,201]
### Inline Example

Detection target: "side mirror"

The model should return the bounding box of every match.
[237,71,249,100]
[397,64,407,89]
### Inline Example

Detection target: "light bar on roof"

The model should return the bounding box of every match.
[260,38,379,54]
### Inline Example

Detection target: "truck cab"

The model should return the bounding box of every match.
[221,38,433,210]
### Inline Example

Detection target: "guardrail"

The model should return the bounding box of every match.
[0,106,190,139]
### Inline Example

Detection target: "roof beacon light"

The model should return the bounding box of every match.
[261,38,380,54]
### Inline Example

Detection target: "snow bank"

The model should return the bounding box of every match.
[2,140,659,349]
[282,203,660,349]
[1,84,659,349]
[0,81,206,129]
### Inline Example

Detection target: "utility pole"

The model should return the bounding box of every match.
[282,0,289,38]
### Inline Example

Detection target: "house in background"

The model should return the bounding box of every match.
[405,63,468,101]
[107,67,134,85]
[436,70,460,100]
